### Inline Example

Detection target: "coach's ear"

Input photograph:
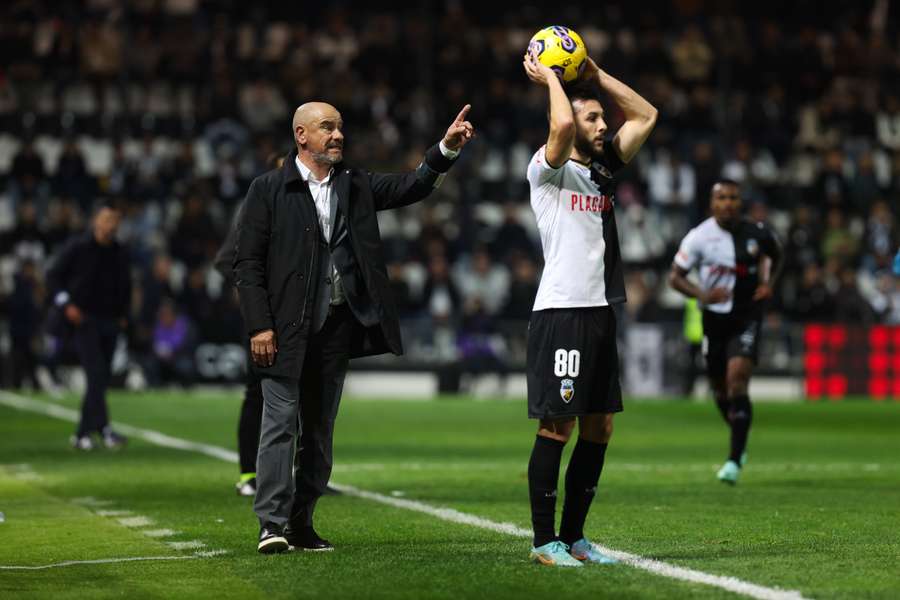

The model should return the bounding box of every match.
[295,124,306,147]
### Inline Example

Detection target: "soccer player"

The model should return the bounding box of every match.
[668,181,783,485]
[522,51,657,567]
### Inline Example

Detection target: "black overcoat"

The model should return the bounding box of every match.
[233,146,451,377]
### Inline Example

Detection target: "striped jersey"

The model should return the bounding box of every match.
[674,217,779,315]
[526,140,626,311]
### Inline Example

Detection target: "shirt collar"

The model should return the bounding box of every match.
[295,156,333,184]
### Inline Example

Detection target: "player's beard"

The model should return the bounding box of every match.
[574,133,602,162]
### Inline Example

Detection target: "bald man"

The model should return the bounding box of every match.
[235,101,474,553]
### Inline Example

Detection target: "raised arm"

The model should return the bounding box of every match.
[582,58,657,164]
[523,50,575,168]
[370,104,474,211]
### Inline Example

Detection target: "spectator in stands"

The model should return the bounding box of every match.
[812,148,852,213]
[821,208,859,266]
[862,200,898,273]
[833,267,876,325]
[6,260,43,389]
[502,254,539,320]
[54,138,93,210]
[788,263,833,322]
[0,201,47,264]
[454,245,510,316]
[490,201,536,262]
[146,298,195,387]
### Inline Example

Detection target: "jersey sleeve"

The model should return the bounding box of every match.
[674,228,701,271]
[600,139,626,175]
[757,222,781,259]
[526,145,563,187]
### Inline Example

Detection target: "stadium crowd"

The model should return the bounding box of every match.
[1,0,899,387]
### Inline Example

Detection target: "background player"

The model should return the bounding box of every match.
[668,180,783,485]
[522,50,657,567]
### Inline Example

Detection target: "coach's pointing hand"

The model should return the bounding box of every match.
[251,329,277,367]
[442,104,475,150]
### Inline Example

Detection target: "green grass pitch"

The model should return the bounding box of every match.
[1,390,898,599]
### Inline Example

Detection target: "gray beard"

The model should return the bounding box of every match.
[311,149,342,165]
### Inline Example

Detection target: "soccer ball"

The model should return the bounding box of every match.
[528,26,587,83]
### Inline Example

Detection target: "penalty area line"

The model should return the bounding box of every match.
[0,391,810,600]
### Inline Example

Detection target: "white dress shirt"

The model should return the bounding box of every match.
[295,156,344,304]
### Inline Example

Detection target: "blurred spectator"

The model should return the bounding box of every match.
[875,93,900,151]
[5,260,43,389]
[811,149,852,213]
[454,246,510,316]
[787,263,833,322]
[618,203,667,268]
[833,268,876,325]
[862,200,898,273]
[144,298,195,387]
[170,192,219,268]
[54,139,93,210]
[670,25,714,84]
[821,208,859,265]
[0,201,48,264]
[502,254,539,320]
[784,204,821,270]
[490,202,536,261]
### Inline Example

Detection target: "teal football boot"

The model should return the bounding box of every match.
[717,460,741,485]
[530,541,583,567]
[569,538,618,564]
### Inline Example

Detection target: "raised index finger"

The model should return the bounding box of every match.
[453,104,471,124]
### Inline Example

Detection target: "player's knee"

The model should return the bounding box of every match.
[538,418,576,442]
[580,414,613,443]
[727,378,749,398]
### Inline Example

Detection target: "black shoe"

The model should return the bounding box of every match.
[257,524,289,554]
[285,525,333,552]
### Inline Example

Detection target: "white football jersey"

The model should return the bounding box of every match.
[674,216,779,314]
[527,142,626,311]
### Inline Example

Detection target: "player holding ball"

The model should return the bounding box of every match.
[522,26,657,567]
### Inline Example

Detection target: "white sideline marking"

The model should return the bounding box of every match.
[0,555,196,570]
[195,549,229,558]
[95,510,133,517]
[0,391,810,599]
[334,461,894,474]
[118,516,154,528]
[329,483,808,600]
[166,540,205,551]
[143,529,180,538]
[71,497,114,507]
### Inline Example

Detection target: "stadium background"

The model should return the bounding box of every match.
[1,0,899,399]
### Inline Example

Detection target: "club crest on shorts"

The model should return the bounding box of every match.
[746,238,759,257]
[559,378,575,403]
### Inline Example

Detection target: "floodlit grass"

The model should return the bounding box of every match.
[1,390,898,599]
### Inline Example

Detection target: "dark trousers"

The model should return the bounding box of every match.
[254,304,354,529]
[73,316,119,436]
[238,372,263,475]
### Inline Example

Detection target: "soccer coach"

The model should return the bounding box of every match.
[235,101,474,553]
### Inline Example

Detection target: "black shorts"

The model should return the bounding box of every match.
[526,307,623,419]
[702,310,763,379]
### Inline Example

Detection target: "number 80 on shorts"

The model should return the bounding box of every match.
[553,348,581,378]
